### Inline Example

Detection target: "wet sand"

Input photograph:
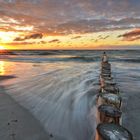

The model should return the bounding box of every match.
[113,62,140,140]
[0,84,50,140]
[121,89,140,140]
[0,75,16,81]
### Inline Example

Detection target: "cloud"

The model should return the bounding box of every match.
[103,35,109,39]
[119,29,140,37]
[52,18,140,35]
[128,36,140,41]
[97,35,109,40]
[5,42,36,45]
[39,41,47,44]
[4,40,47,45]
[94,39,98,43]
[14,33,43,41]
[71,36,82,39]
[48,39,60,43]
[0,0,140,36]
[91,35,110,43]
[91,38,98,43]
[118,28,140,41]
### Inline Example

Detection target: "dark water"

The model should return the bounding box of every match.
[1,50,140,140]
[1,50,140,63]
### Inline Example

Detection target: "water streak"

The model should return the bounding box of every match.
[4,62,99,140]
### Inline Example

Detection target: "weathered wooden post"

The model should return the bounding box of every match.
[94,52,133,140]
[97,93,122,109]
[96,123,133,140]
[98,104,121,124]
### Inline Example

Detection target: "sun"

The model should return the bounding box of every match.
[0,46,7,54]
[0,46,6,50]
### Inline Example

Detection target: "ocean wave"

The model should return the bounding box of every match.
[2,55,140,63]
[1,50,140,63]
[2,55,100,63]
[5,63,99,140]
[110,58,140,63]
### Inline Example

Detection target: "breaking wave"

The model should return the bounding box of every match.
[5,63,100,140]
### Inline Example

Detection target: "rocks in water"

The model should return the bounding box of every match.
[95,53,133,140]
[97,123,133,140]
[101,75,113,81]
[50,134,53,138]
[101,62,111,68]
[98,104,121,124]
[98,104,122,117]
[103,80,116,86]
[100,77,116,90]
[101,70,111,75]
[98,93,122,108]
[101,62,111,79]
[102,85,119,94]
[101,74,111,79]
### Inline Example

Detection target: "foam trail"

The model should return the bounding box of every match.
[5,63,99,140]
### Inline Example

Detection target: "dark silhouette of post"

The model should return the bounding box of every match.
[102,52,108,63]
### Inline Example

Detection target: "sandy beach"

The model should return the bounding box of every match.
[0,77,50,140]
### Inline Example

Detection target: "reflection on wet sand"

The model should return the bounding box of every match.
[0,61,5,75]
[0,61,16,81]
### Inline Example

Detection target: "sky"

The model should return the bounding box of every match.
[0,0,140,50]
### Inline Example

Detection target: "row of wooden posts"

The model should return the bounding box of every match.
[94,54,133,140]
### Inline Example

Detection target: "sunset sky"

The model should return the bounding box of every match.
[0,0,140,50]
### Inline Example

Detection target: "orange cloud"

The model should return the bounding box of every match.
[71,36,82,39]
[14,33,43,41]
[118,28,140,41]
[48,39,60,43]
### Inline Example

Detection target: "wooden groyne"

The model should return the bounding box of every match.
[95,52,133,140]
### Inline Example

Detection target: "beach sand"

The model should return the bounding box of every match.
[0,75,16,81]
[0,82,50,140]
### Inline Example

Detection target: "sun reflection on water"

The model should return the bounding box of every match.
[0,61,5,75]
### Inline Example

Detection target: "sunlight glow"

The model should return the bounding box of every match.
[0,31,17,43]
[0,61,5,75]
[14,25,34,31]
[0,46,5,50]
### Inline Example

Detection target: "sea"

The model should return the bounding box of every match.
[0,50,140,140]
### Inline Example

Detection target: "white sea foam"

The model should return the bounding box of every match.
[4,62,99,140]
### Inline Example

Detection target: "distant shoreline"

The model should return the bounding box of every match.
[2,49,140,51]
[0,75,16,81]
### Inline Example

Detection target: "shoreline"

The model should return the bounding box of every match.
[0,85,50,140]
[0,75,16,81]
